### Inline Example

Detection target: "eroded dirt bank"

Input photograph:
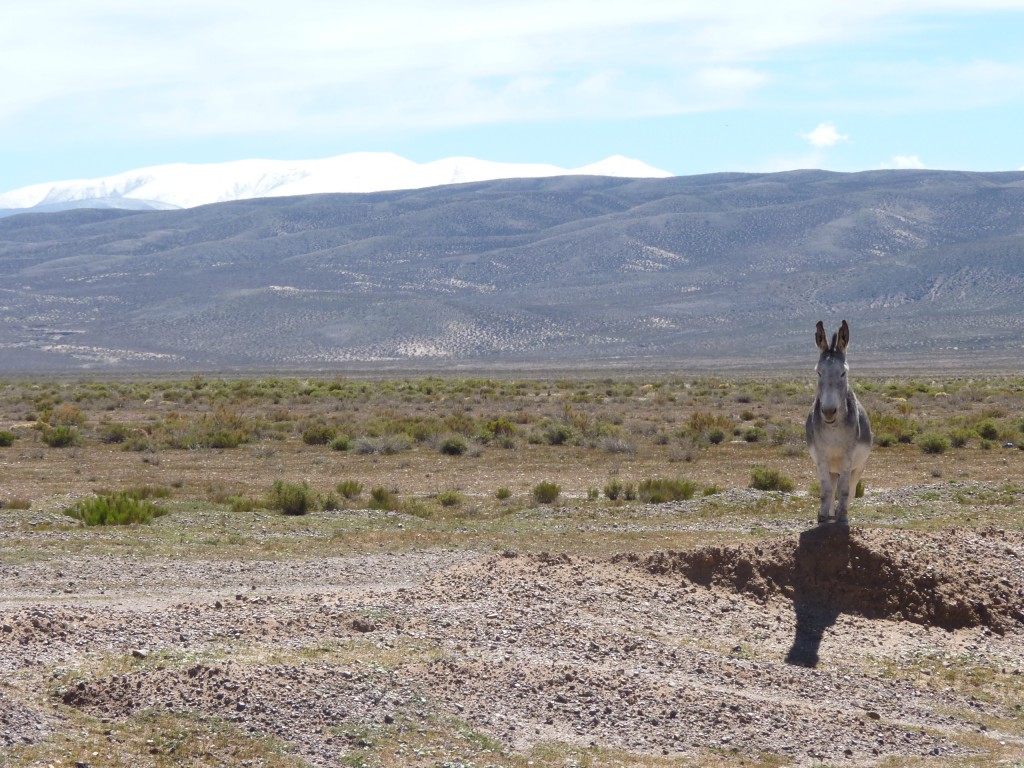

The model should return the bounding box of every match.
[2,527,1023,766]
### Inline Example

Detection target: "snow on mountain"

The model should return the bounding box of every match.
[0,153,673,212]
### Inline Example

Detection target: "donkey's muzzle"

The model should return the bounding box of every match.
[821,407,838,423]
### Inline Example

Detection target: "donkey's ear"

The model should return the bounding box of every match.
[815,321,829,352]
[836,320,850,353]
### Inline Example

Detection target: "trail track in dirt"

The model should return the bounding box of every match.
[2,521,1023,767]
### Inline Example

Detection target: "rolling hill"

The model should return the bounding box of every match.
[1,169,1023,372]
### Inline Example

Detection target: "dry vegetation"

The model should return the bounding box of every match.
[1,373,1023,767]
[4,373,1024,523]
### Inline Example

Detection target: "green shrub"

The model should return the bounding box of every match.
[329,435,351,451]
[741,426,766,443]
[267,480,316,515]
[41,425,81,448]
[436,490,463,507]
[495,487,512,500]
[483,418,517,440]
[229,496,260,512]
[873,414,917,444]
[917,432,950,455]
[637,477,696,503]
[205,430,246,449]
[64,493,167,526]
[0,430,16,447]
[302,423,336,445]
[97,423,131,444]
[40,403,85,427]
[687,411,734,441]
[976,419,1000,441]
[706,427,726,445]
[368,487,398,511]
[874,433,896,448]
[603,479,624,500]
[750,466,795,493]
[949,428,973,448]
[336,480,363,499]
[531,421,573,446]
[162,407,256,449]
[400,499,434,519]
[122,434,154,452]
[532,481,561,504]
[439,436,467,456]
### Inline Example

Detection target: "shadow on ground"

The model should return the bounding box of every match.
[784,525,848,667]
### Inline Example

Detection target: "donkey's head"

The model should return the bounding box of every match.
[814,319,851,424]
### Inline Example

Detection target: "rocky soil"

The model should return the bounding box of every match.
[1,522,1023,766]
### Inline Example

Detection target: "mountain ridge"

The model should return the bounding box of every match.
[1,169,1024,372]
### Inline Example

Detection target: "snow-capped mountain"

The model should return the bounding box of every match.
[0,153,673,212]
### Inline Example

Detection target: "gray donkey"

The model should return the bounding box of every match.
[806,320,872,525]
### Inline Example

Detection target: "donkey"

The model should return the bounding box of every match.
[806,320,872,525]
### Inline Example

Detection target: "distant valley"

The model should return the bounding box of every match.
[1,169,1023,373]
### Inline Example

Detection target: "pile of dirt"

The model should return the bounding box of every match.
[0,689,53,750]
[632,527,1024,633]
[413,545,999,763]
[59,661,416,764]
[3,531,1024,766]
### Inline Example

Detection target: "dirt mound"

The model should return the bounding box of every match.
[0,688,53,750]
[60,660,415,765]
[4,545,1022,766]
[633,527,1024,633]
[416,548,997,763]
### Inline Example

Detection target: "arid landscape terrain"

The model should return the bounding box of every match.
[4,170,1024,372]
[1,372,1023,767]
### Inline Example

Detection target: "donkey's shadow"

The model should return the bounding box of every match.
[784,524,851,667]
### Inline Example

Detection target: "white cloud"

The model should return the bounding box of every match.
[2,1,1024,143]
[881,155,926,169]
[800,122,849,148]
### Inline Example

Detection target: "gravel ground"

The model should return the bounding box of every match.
[1,510,1023,766]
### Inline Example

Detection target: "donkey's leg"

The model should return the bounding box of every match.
[835,463,853,524]
[830,472,841,521]
[839,448,872,528]
[816,465,834,524]
[850,464,865,500]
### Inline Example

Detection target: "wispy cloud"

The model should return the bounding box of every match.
[881,155,926,169]
[4,1,1022,142]
[800,122,849,148]
[3,0,1024,189]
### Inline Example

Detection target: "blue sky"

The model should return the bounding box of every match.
[3,1,1024,192]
